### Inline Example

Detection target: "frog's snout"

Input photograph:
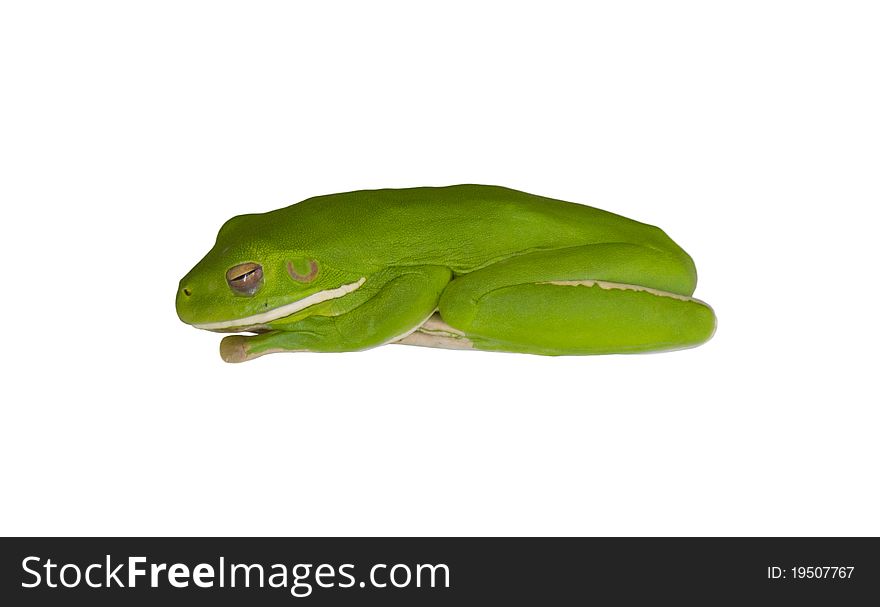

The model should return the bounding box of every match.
[176,283,195,324]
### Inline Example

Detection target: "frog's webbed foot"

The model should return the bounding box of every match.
[219,334,261,363]
[219,331,312,363]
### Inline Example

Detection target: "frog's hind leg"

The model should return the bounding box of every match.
[430,244,716,355]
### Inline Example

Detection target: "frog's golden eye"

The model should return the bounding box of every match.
[226,262,263,296]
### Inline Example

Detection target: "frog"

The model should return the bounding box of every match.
[176,185,716,362]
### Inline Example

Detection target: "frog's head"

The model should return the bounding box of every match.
[176,213,364,332]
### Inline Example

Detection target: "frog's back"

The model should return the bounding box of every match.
[263,185,688,273]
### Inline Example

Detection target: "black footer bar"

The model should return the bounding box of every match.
[2,537,877,605]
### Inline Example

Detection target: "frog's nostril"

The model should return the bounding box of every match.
[182,287,192,297]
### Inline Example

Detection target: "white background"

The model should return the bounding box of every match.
[1,1,877,536]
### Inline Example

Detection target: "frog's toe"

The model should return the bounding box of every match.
[219,335,249,363]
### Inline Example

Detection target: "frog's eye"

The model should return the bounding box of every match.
[226,262,263,296]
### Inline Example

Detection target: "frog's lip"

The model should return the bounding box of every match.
[191,277,366,331]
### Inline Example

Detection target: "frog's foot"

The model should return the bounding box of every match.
[220,335,254,363]
[219,333,300,363]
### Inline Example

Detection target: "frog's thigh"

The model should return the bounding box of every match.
[437,245,716,355]
[220,265,452,362]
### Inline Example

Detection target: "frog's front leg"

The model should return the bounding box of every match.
[428,244,716,355]
[220,265,451,362]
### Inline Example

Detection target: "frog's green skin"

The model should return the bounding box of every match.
[176,185,716,362]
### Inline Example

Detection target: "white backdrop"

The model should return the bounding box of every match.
[1,1,877,536]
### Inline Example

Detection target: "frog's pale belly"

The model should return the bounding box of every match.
[393,313,474,350]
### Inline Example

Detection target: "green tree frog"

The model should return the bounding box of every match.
[177,185,716,362]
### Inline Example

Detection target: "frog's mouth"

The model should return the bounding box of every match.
[192,277,366,331]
